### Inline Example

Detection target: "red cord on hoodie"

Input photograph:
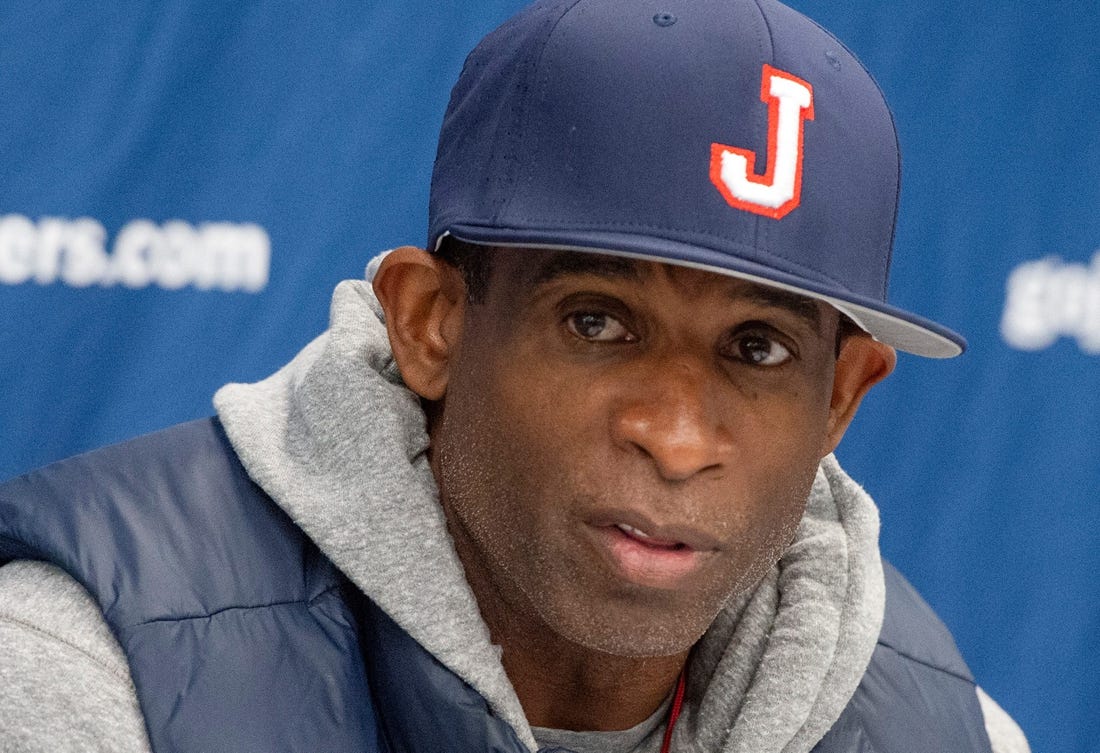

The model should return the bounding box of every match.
[660,671,687,753]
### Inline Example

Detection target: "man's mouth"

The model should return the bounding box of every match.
[587,515,717,588]
[614,523,688,550]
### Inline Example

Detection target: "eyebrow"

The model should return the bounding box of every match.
[527,249,825,333]
[735,286,824,333]
[529,251,642,287]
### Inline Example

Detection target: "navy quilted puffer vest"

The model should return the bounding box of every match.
[0,418,992,752]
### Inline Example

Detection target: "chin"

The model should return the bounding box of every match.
[534,587,721,658]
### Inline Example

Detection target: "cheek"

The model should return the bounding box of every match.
[743,458,817,560]
[703,385,832,590]
[432,344,575,560]
[435,368,518,514]
[743,370,835,467]
[711,453,816,581]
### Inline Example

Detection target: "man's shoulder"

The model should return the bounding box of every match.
[0,417,259,574]
[1,417,233,498]
[0,418,241,558]
[821,561,1032,753]
[0,414,319,630]
[813,561,996,753]
[0,560,150,752]
[877,560,974,681]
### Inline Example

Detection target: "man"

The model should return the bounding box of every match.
[0,0,1028,751]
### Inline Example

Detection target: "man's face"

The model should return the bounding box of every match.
[429,247,845,657]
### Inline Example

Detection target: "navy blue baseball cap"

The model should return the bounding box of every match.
[428,0,966,358]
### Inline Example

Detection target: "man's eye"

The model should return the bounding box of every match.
[735,335,792,366]
[566,312,635,342]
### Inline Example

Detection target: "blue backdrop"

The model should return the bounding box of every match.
[1,3,1095,751]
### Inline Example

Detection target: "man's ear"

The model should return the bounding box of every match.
[372,246,466,401]
[820,334,896,456]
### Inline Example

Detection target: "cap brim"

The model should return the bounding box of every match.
[439,227,966,359]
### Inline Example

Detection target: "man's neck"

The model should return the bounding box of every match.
[456,544,688,731]
[497,617,687,731]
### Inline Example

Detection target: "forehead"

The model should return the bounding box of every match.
[493,247,831,331]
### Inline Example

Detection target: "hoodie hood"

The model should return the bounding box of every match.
[213,270,884,753]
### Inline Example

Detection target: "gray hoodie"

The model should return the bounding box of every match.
[0,275,1028,753]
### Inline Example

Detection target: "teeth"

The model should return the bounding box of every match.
[616,523,652,539]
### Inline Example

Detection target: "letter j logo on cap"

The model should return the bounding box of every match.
[710,64,815,220]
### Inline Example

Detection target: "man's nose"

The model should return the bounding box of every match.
[609,359,733,481]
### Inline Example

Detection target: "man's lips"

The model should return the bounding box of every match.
[587,510,721,552]
[584,512,720,588]
[614,522,685,549]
